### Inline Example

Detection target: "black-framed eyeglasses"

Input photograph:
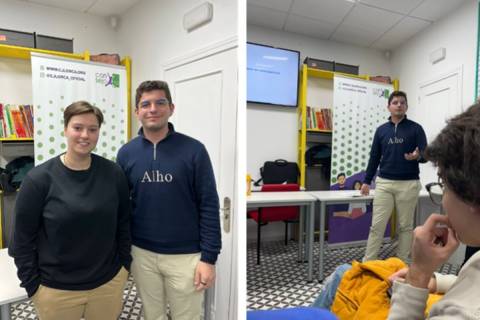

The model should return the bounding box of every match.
[425,181,444,206]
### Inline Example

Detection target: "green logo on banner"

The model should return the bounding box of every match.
[112,73,119,88]
[95,72,120,88]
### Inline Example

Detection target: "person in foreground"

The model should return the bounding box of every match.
[9,101,131,320]
[388,103,480,319]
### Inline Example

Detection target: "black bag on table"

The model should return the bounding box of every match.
[254,159,299,186]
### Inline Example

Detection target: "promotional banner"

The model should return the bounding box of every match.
[31,53,128,165]
[329,75,393,244]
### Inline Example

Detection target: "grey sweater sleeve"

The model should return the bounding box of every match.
[388,280,429,320]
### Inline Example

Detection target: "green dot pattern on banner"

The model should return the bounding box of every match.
[34,82,127,166]
[330,81,391,187]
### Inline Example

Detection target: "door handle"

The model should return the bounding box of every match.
[221,197,231,233]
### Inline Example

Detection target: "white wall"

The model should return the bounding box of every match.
[246,25,392,183]
[391,0,476,109]
[117,0,238,133]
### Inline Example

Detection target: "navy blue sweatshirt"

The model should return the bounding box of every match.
[364,116,427,184]
[9,154,132,297]
[117,123,221,264]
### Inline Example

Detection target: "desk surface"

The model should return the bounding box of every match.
[308,188,429,201]
[308,190,375,201]
[246,191,317,207]
[0,248,27,305]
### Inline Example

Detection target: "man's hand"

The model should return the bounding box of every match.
[407,214,459,288]
[360,183,370,196]
[404,147,420,161]
[194,261,216,291]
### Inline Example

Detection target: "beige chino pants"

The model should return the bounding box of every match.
[363,177,421,262]
[131,245,203,320]
[32,267,128,320]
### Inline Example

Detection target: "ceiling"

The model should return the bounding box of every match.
[16,0,142,17]
[248,0,468,50]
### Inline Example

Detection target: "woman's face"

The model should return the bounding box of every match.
[443,185,480,246]
[64,113,100,157]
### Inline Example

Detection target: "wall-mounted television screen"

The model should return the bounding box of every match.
[247,42,300,107]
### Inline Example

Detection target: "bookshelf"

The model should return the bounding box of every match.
[297,64,399,188]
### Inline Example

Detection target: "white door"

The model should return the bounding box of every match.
[415,67,463,186]
[164,43,238,320]
[415,67,465,265]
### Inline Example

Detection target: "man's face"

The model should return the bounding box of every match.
[136,89,174,132]
[338,175,346,185]
[387,96,408,118]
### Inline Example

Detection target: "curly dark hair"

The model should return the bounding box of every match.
[135,80,172,109]
[424,103,480,206]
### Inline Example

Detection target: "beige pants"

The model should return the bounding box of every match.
[131,245,203,320]
[32,267,128,320]
[363,177,421,262]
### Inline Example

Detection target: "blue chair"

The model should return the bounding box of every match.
[247,307,338,320]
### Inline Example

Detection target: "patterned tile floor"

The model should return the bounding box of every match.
[247,239,460,310]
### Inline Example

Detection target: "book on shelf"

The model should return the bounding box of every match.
[305,106,333,131]
[0,103,34,138]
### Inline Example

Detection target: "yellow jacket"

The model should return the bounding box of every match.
[331,258,442,320]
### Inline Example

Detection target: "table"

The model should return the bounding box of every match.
[0,248,27,320]
[309,189,430,281]
[308,190,374,281]
[247,191,317,282]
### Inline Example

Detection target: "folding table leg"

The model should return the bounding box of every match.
[256,208,262,265]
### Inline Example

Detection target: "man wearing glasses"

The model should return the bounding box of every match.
[388,103,480,319]
[117,80,221,320]
[361,91,427,262]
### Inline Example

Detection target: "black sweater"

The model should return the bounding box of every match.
[9,154,132,297]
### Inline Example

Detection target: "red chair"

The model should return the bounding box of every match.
[248,183,300,264]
